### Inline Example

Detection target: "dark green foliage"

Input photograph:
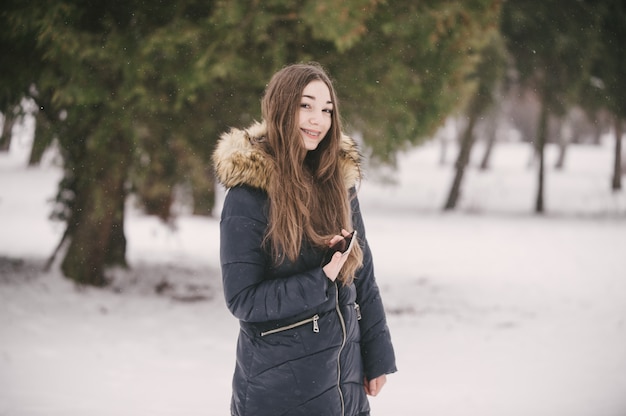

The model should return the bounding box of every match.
[501,0,602,212]
[597,0,626,119]
[325,0,501,163]
[602,0,626,191]
[443,31,507,210]
[1,0,501,285]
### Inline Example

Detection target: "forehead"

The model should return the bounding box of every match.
[302,80,332,102]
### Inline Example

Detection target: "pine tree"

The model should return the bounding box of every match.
[1,0,503,286]
[586,0,626,191]
[443,32,507,210]
[501,0,601,213]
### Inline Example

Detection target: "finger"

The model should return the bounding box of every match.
[364,379,377,396]
[369,381,379,396]
[341,229,351,237]
[376,378,386,395]
[333,251,344,263]
[363,378,371,395]
[328,234,343,246]
[372,376,386,396]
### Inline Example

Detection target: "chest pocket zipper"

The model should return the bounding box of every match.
[354,303,362,320]
[260,314,319,337]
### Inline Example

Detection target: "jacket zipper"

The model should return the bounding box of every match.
[354,302,362,320]
[335,282,347,416]
[260,314,319,337]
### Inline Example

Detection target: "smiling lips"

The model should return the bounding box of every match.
[301,128,321,138]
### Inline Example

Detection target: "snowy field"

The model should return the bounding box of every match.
[1,129,626,416]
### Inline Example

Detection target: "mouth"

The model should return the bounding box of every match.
[301,128,321,138]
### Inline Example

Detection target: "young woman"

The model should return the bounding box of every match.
[213,62,397,416]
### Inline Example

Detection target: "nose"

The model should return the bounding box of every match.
[309,111,322,125]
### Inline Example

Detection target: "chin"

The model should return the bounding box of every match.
[302,138,321,151]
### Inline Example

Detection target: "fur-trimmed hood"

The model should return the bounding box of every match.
[212,121,362,191]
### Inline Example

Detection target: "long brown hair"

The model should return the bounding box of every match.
[259,62,363,284]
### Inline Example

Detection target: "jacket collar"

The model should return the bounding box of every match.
[213,121,362,191]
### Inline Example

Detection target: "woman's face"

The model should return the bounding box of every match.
[298,80,333,151]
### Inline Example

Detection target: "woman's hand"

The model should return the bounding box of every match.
[364,374,387,396]
[322,229,353,282]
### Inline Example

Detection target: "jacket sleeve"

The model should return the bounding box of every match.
[220,186,330,323]
[351,193,398,380]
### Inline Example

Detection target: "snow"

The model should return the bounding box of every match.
[1,129,625,416]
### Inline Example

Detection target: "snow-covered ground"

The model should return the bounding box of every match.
[1,129,625,416]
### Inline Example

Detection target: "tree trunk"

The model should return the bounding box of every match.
[439,136,448,166]
[141,183,174,221]
[192,166,216,216]
[28,108,55,166]
[443,114,478,210]
[61,130,130,286]
[104,185,128,268]
[0,111,16,152]
[612,118,623,191]
[554,117,568,170]
[592,119,602,145]
[479,113,498,171]
[535,101,549,214]
[554,141,567,170]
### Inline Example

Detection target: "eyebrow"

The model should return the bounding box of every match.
[302,94,333,105]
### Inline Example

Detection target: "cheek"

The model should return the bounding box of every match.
[324,117,333,131]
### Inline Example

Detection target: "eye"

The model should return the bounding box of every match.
[300,103,311,109]
[323,108,333,115]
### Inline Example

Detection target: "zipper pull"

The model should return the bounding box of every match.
[354,303,362,320]
[313,314,319,333]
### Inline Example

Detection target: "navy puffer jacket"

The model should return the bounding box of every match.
[214,122,397,416]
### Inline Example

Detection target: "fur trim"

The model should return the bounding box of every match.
[213,121,362,191]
